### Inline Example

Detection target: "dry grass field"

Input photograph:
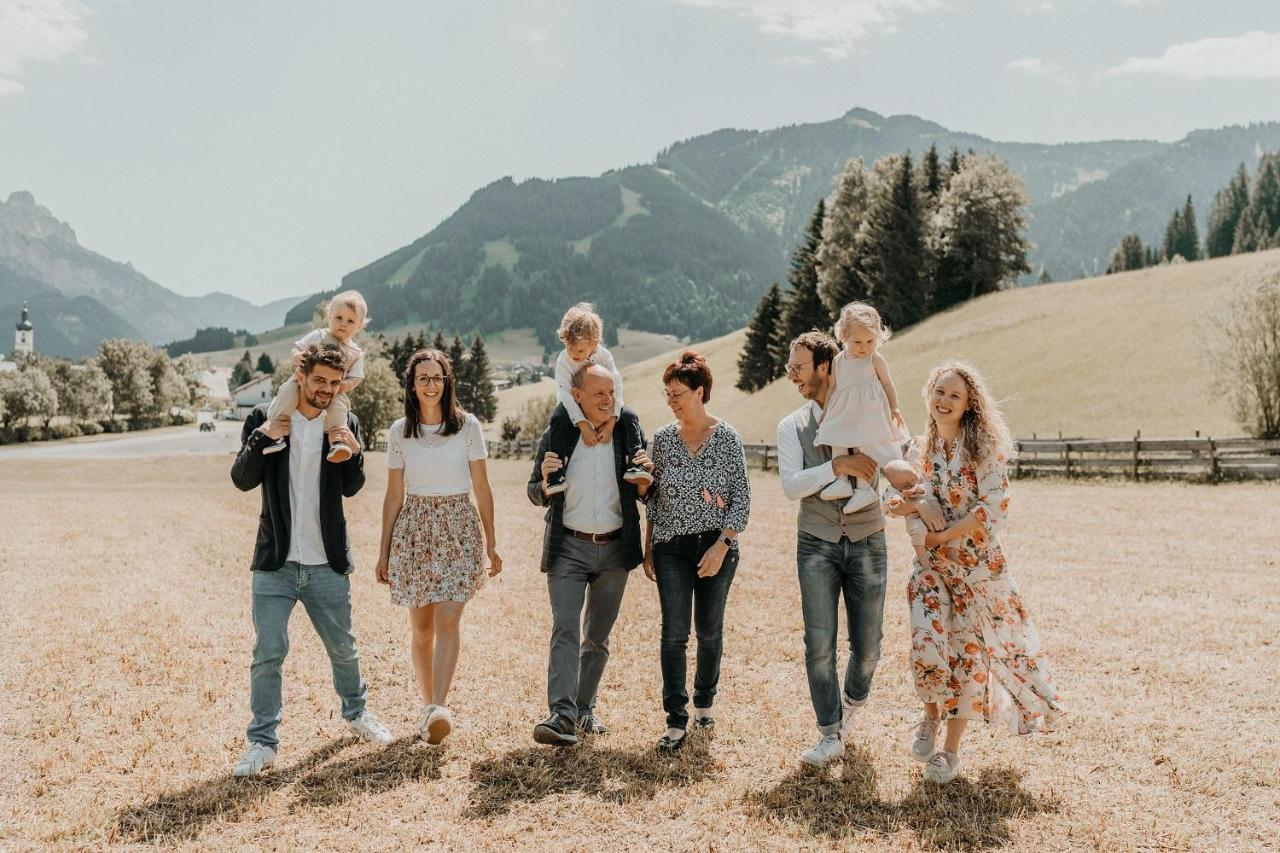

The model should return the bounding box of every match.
[496,250,1280,444]
[3,454,1277,851]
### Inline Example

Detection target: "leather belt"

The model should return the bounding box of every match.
[564,526,622,544]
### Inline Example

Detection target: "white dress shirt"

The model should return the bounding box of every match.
[561,436,623,534]
[776,400,838,502]
[286,410,328,565]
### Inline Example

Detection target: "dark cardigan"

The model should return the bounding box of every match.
[230,405,366,574]
[526,404,646,572]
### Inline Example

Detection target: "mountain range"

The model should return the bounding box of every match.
[0,192,302,359]
[290,107,1280,346]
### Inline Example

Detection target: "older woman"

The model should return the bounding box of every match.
[885,361,1062,785]
[643,351,750,751]
[374,349,502,745]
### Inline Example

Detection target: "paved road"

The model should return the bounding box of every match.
[0,424,243,460]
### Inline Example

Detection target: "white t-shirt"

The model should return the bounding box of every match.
[386,413,487,496]
[554,345,624,424]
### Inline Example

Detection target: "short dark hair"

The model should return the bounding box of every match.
[662,350,713,402]
[791,331,838,371]
[299,343,346,375]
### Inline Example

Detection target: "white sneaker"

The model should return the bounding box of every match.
[910,716,941,762]
[800,733,845,768]
[843,486,879,514]
[923,750,961,784]
[232,742,277,777]
[261,438,287,455]
[819,477,854,501]
[347,711,392,745]
[623,466,654,485]
[326,441,353,463]
[424,705,452,745]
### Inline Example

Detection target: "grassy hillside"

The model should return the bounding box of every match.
[496,251,1279,441]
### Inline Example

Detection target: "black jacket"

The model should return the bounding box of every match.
[527,404,646,572]
[230,405,366,574]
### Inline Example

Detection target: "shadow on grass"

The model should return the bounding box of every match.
[745,746,1060,851]
[113,736,444,843]
[464,731,717,819]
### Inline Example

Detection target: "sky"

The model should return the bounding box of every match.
[1,0,1278,305]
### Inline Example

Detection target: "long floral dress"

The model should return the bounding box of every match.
[889,437,1063,734]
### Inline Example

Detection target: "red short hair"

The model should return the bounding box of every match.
[662,350,713,403]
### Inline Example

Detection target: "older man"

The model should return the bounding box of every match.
[777,331,941,769]
[527,363,651,746]
[229,343,392,777]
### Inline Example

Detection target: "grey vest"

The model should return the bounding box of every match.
[793,404,885,544]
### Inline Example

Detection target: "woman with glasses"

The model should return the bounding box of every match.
[643,350,751,751]
[374,349,503,745]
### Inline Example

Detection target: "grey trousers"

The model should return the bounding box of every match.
[546,535,630,720]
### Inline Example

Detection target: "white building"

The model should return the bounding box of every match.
[232,374,274,419]
[14,302,33,357]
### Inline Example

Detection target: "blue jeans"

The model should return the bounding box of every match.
[247,562,367,748]
[796,530,888,735]
[653,530,739,730]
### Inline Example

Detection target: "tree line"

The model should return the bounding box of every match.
[379,329,498,422]
[1106,151,1280,274]
[737,146,1032,391]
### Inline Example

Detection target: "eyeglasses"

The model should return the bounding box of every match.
[663,388,692,402]
[417,375,447,387]
[784,361,812,377]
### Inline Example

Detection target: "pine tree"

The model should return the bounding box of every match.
[921,144,943,202]
[230,350,254,389]
[449,336,469,409]
[1206,164,1249,258]
[433,330,447,352]
[860,154,928,330]
[736,283,785,392]
[817,158,871,315]
[1106,234,1146,274]
[1234,154,1280,253]
[1163,206,1185,261]
[780,199,832,350]
[255,352,275,375]
[1180,195,1199,261]
[947,148,962,178]
[466,335,498,422]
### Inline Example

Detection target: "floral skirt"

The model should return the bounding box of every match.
[906,549,1063,734]
[388,494,484,607]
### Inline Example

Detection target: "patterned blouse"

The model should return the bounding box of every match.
[647,420,751,544]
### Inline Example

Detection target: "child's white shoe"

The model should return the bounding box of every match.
[819,477,854,501]
[261,438,287,455]
[326,441,353,463]
[843,486,879,514]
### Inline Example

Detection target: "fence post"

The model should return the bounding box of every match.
[1015,440,1023,479]
[1131,431,1140,481]
[1064,441,1073,479]
[1209,437,1220,483]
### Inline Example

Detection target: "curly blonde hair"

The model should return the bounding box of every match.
[922,361,1016,467]
[834,301,891,347]
[558,302,603,345]
[328,290,370,327]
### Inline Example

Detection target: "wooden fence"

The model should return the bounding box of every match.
[489,434,1280,482]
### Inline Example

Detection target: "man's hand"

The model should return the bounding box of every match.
[540,451,564,494]
[329,426,361,455]
[832,451,877,482]
[596,416,617,445]
[258,417,291,442]
[577,420,598,447]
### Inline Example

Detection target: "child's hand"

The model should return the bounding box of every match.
[892,409,906,429]
[577,420,598,447]
[596,416,617,445]
[904,482,926,499]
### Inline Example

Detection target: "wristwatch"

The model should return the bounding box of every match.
[720,534,734,548]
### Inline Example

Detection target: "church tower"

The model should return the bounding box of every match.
[15,303,33,357]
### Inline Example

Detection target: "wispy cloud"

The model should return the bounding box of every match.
[671,0,945,60]
[0,0,89,96]
[1006,57,1053,74]
[1107,30,1280,80]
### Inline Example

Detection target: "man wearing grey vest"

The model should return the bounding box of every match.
[777,331,941,769]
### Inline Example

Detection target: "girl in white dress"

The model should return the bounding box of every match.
[814,302,908,514]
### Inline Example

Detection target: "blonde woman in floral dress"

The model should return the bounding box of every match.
[375,349,502,745]
[885,362,1062,784]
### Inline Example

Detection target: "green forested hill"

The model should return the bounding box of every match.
[291,107,1280,348]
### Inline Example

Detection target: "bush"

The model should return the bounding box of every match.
[78,422,104,436]
[500,417,520,441]
[47,423,80,440]
[101,418,127,434]
[1212,270,1280,438]
[515,395,557,440]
